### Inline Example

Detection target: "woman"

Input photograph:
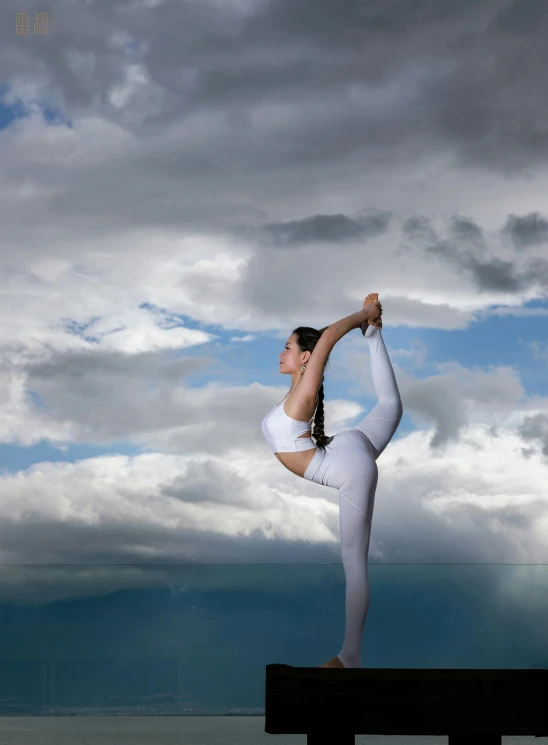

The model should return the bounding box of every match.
[261,294,403,668]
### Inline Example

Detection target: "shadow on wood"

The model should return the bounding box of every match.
[265,665,548,745]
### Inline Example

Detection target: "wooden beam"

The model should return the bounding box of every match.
[265,665,548,745]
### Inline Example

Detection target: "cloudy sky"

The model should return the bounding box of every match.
[1,0,548,607]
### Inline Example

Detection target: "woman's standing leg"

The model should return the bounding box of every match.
[335,441,378,668]
[307,433,377,669]
[353,325,403,459]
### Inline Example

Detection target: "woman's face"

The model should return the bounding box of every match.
[279,334,301,373]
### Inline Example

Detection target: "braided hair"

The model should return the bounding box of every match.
[292,326,334,451]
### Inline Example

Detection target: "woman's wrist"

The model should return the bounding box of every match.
[349,307,368,330]
[356,307,369,329]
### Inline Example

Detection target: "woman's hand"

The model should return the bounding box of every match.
[319,297,383,345]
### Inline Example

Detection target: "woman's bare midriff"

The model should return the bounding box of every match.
[274,395,318,478]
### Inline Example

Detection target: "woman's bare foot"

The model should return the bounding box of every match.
[361,293,382,335]
[317,655,345,668]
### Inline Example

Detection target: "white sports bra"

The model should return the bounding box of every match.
[261,392,318,454]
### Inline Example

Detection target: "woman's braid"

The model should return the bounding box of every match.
[292,326,334,451]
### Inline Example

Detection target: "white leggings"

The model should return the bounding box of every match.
[303,325,403,668]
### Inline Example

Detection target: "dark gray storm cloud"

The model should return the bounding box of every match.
[235,210,391,247]
[503,212,548,249]
[3,0,548,175]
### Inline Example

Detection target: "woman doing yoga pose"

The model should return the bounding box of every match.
[261,294,403,669]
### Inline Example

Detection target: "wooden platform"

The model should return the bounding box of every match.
[265,665,548,744]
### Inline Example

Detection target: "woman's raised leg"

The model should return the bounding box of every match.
[353,325,403,459]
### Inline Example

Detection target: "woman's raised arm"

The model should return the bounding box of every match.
[320,309,370,346]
